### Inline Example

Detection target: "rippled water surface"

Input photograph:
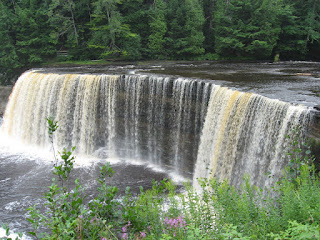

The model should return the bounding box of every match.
[39,61,320,107]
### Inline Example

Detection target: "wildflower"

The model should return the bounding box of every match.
[163,216,188,237]
[122,221,131,233]
[121,233,128,239]
[90,216,99,224]
[140,231,146,238]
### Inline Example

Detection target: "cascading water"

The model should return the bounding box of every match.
[1,70,313,188]
[1,71,211,178]
[193,86,311,190]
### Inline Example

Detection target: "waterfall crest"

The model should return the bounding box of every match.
[1,70,312,186]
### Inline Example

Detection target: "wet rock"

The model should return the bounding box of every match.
[0,86,13,116]
[309,108,320,141]
[314,105,320,111]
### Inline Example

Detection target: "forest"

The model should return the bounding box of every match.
[0,0,320,84]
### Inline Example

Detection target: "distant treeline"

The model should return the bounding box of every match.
[0,0,319,83]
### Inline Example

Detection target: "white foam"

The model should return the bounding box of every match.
[0,135,52,163]
[4,201,21,211]
[168,171,189,183]
[0,227,31,240]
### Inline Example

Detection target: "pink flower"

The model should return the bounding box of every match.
[121,233,128,239]
[140,232,146,238]
[90,216,98,224]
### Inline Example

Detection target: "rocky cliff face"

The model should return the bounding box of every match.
[0,86,13,116]
[309,107,320,140]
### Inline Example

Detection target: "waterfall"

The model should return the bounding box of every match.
[1,71,211,177]
[193,86,311,190]
[1,70,312,187]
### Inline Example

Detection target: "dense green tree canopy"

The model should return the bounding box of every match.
[214,0,285,59]
[0,0,319,84]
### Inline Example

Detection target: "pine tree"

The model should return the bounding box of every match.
[117,0,145,59]
[15,0,56,65]
[147,0,167,59]
[213,0,283,59]
[276,0,320,60]
[166,0,205,59]
[0,1,20,84]
[202,0,216,53]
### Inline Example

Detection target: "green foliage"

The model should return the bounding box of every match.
[268,221,320,240]
[47,117,76,188]
[26,119,118,239]
[198,128,320,239]
[207,176,282,238]
[121,179,168,237]
[88,0,143,59]
[213,0,283,59]
[147,0,167,59]
[285,126,315,182]
[166,0,205,59]
[26,162,120,239]
[47,117,58,136]
[47,116,59,166]
[53,147,76,186]
[88,163,119,222]
[1,0,320,83]
[218,224,251,240]
[277,0,320,60]
[0,2,21,85]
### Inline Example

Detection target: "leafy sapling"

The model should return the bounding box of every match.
[47,117,76,189]
[53,146,76,189]
[89,163,119,221]
[47,117,58,164]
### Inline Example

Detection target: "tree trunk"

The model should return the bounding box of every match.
[67,0,78,45]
